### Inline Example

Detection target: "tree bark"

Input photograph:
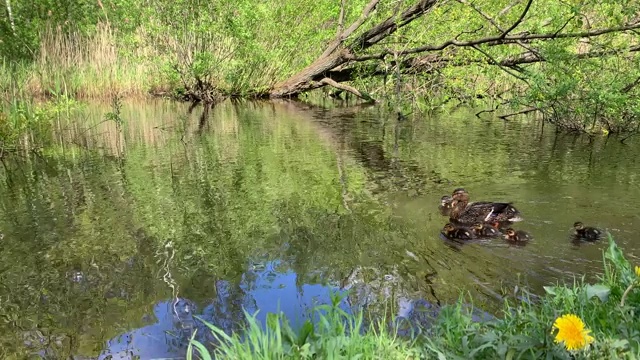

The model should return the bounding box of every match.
[5,0,15,34]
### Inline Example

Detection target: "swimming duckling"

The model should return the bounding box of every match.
[441,223,474,240]
[573,222,602,241]
[439,195,454,216]
[503,228,531,243]
[471,222,500,238]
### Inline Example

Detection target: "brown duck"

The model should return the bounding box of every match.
[449,189,522,226]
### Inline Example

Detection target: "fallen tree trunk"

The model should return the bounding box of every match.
[269,0,439,99]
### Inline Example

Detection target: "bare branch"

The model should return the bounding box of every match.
[337,0,346,36]
[321,0,381,57]
[353,22,640,61]
[351,0,439,50]
[457,0,541,60]
[470,45,528,82]
[500,0,533,37]
[498,107,540,120]
[622,76,640,93]
[326,44,640,86]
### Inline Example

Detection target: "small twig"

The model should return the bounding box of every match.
[553,15,576,37]
[455,25,485,40]
[471,45,528,82]
[475,107,499,118]
[500,0,534,38]
[621,76,640,93]
[620,282,636,307]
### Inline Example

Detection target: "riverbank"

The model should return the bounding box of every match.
[3,0,640,135]
[190,237,640,359]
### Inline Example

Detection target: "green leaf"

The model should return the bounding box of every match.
[297,320,315,346]
[266,312,279,332]
[187,330,212,360]
[543,286,557,295]
[584,284,610,302]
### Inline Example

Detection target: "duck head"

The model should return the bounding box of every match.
[452,189,470,202]
[503,228,517,240]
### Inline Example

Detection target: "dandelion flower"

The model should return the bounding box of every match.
[552,314,594,351]
[635,266,640,277]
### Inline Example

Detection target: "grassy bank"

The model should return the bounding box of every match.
[189,237,640,359]
[1,0,639,138]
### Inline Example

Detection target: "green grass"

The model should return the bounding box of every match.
[188,236,640,359]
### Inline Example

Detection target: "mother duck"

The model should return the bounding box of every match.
[449,189,522,226]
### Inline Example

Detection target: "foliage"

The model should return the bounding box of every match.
[1,0,638,133]
[188,236,640,359]
[0,92,80,151]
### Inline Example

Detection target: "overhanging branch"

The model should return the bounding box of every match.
[354,22,640,61]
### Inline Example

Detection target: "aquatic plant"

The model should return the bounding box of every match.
[188,235,640,359]
[187,292,420,360]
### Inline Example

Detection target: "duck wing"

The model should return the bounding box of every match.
[467,201,522,222]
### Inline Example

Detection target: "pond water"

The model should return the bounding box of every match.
[1,99,639,359]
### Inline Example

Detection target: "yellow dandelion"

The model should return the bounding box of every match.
[552,314,594,351]
[635,266,640,278]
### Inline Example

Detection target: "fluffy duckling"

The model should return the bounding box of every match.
[503,228,531,243]
[439,195,454,216]
[573,222,602,241]
[441,223,474,240]
[471,222,500,238]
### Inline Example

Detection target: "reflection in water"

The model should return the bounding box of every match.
[0,99,639,358]
[99,263,349,359]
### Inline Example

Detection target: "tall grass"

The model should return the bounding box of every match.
[188,293,421,360]
[20,23,150,99]
[189,236,640,359]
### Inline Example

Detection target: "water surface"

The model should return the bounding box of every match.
[1,99,639,358]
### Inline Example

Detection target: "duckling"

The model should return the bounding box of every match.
[471,222,500,238]
[441,223,474,240]
[450,198,522,226]
[573,222,602,241]
[503,228,531,243]
[438,195,454,216]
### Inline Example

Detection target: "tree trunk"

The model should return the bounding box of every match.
[270,49,353,98]
[5,0,15,34]
[269,0,439,99]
